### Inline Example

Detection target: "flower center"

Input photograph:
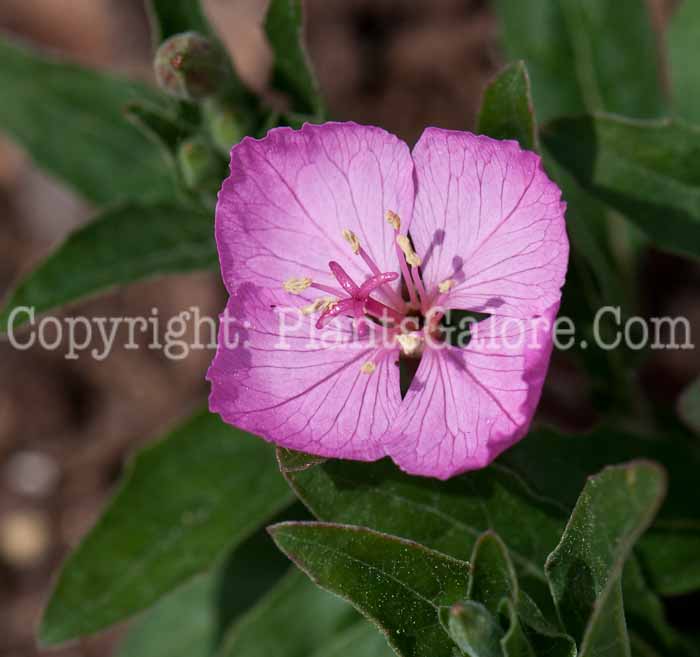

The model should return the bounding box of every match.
[282,211,455,363]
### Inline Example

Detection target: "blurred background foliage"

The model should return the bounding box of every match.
[0,1,699,656]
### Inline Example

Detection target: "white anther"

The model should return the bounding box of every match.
[385,210,401,231]
[301,297,336,315]
[342,229,361,255]
[396,333,424,357]
[396,235,422,267]
[283,277,312,294]
[438,279,455,294]
[361,361,377,375]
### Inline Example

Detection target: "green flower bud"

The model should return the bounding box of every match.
[154,32,225,101]
[203,99,248,155]
[177,137,221,191]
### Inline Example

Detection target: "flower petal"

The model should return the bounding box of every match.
[207,283,401,461]
[411,128,568,317]
[384,304,559,479]
[216,122,414,302]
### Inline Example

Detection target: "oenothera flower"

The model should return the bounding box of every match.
[208,122,568,479]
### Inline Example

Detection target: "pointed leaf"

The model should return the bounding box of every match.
[477,61,537,151]
[310,621,395,657]
[468,532,576,657]
[541,115,700,259]
[545,462,667,656]
[116,573,216,657]
[39,410,294,646]
[278,450,565,582]
[281,426,700,597]
[0,201,216,333]
[668,0,700,124]
[265,0,324,116]
[492,0,664,122]
[468,532,519,615]
[0,36,175,204]
[440,601,505,657]
[499,599,536,657]
[218,569,356,657]
[269,522,471,657]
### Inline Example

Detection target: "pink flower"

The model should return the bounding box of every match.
[207,122,568,479]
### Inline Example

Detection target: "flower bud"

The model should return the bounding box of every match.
[154,32,225,101]
[177,137,220,191]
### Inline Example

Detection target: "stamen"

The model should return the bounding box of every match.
[342,228,361,255]
[411,266,428,312]
[361,361,377,375]
[385,210,401,231]
[396,235,422,267]
[283,277,312,294]
[301,296,336,315]
[396,333,424,358]
[438,279,455,294]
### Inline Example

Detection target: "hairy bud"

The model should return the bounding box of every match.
[154,32,225,101]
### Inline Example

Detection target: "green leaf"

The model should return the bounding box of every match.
[468,532,576,657]
[124,102,192,157]
[217,568,356,657]
[147,0,213,43]
[621,557,700,657]
[117,573,216,657]
[265,0,324,117]
[39,410,294,646]
[504,430,700,597]
[491,0,663,122]
[545,462,667,656]
[635,529,700,596]
[269,522,471,657]
[281,426,700,598]
[310,621,394,657]
[467,535,532,657]
[668,0,700,124]
[0,36,175,204]
[541,115,700,259]
[499,599,536,657]
[278,450,565,583]
[468,532,518,616]
[0,201,216,333]
[440,601,505,657]
[679,377,700,434]
[477,61,537,151]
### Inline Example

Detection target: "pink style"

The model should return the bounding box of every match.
[208,122,569,480]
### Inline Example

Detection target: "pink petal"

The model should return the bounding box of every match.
[207,283,401,461]
[215,122,414,303]
[411,128,568,317]
[384,303,559,479]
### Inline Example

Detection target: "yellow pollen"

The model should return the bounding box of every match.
[342,228,361,255]
[396,235,422,267]
[283,277,312,294]
[385,210,401,231]
[438,279,455,294]
[361,361,377,375]
[397,333,424,357]
[301,297,336,315]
